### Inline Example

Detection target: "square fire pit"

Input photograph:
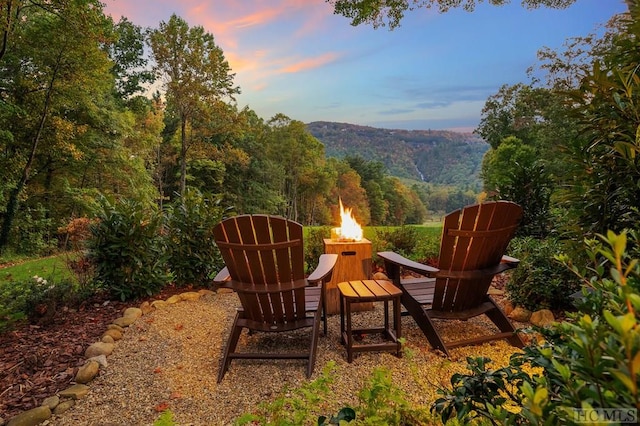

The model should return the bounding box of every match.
[323,238,373,315]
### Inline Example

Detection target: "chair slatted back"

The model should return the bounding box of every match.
[213,215,307,325]
[433,201,522,312]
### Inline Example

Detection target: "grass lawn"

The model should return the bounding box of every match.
[0,254,76,284]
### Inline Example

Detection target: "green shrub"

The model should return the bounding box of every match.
[0,279,29,331]
[0,275,85,331]
[164,189,225,287]
[88,196,169,301]
[304,226,331,273]
[413,229,441,266]
[355,367,432,425]
[11,205,57,256]
[432,356,530,425]
[433,230,640,425]
[375,226,419,258]
[506,236,581,311]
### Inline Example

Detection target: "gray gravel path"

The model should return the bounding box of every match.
[52,290,522,426]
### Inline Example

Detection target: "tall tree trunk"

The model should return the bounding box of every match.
[0,49,60,253]
[0,0,16,63]
[156,143,164,209]
[179,116,187,195]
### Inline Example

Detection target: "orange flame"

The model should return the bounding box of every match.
[332,198,363,241]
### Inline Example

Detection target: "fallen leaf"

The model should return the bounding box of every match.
[154,402,170,412]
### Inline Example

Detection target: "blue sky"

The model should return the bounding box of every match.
[103,0,628,132]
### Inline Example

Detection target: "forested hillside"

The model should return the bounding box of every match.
[307,121,488,190]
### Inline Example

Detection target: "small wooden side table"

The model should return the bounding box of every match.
[338,279,403,362]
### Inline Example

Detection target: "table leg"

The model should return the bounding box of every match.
[394,296,402,357]
[346,299,353,363]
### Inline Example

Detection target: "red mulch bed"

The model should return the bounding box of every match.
[0,286,187,421]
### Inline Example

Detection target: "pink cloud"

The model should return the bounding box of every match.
[281,52,341,73]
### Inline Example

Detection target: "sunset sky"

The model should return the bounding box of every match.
[103,0,627,132]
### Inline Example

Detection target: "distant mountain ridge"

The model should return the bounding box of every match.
[306,121,488,189]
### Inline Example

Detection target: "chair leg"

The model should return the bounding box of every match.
[402,295,450,356]
[485,297,525,348]
[307,307,322,378]
[322,284,328,336]
[217,312,243,383]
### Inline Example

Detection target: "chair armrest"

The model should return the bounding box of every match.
[212,267,232,288]
[377,251,439,276]
[307,253,338,285]
[435,261,518,280]
[501,255,520,267]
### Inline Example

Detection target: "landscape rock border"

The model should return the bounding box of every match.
[3,290,214,426]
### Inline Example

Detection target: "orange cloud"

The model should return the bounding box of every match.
[225,50,270,74]
[280,52,341,73]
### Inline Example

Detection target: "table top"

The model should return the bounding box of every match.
[337,279,402,302]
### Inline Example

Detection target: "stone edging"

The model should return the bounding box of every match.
[2,289,215,426]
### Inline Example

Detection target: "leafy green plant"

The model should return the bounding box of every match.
[482,136,553,238]
[355,367,432,425]
[234,361,433,426]
[164,188,225,287]
[0,275,84,331]
[375,226,419,258]
[432,356,530,425]
[87,196,169,301]
[304,226,331,273]
[154,410,175,426]
[23,275,79,323]
[433,230,640,425]
[318,407,356,425]
[0,279,29,331]
[506,236,581,311]
[234,361,337,426]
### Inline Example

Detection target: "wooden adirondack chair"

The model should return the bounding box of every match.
[378,201,525,356]
[213,214,337,382]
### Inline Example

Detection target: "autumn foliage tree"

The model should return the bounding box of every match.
[0,0,126,253]
[148,14,240,195]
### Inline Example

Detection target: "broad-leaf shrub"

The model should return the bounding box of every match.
[433,230,640,425]
[506,236,581,311]
[0,275,79,331]
[432,356,531,425]
[88,196,169,301]
[164,189,225,287]
[375,226,419,258]
[304,226,331,273]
